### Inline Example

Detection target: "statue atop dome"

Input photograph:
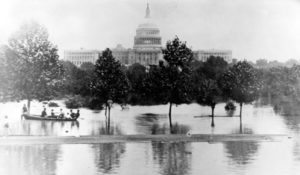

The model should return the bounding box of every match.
[145,3,150,18]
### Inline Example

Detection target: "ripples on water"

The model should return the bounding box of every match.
[1,99,300,174]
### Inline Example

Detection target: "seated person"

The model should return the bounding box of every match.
[75,109,80,119]
[70,109,76,119]
[22,104,28,114]
[51,109,55,118]
[41,108,47,118]
[59,109,64,119]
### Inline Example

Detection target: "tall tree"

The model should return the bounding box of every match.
[91,48,129,131]
[193,56,228,127]
[160,36,194,133]
[0,45,14,101]
[220,61,261,121]
[7,22,63,113]
[126,63,147,105]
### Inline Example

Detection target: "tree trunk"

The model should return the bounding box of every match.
[239,103,243,118]
[239,103,243,133]
[211,104,215,127]
[105,105,108,120]
[239,119,243,134]
[108,105,111,134]
[27,99,31,115]
[169,102,173,134]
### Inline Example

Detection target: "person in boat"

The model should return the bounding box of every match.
[22,104,28,114]
[51,109,55,118]
[59,108,65,119]
[75,109,80,119]
[70,109,76,119]
[41,108,47,118]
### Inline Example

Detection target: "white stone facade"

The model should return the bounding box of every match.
[64,49,100,66]
[194,49,232,63]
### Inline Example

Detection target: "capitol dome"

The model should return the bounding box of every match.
[134,3,162,49]
[137,22,158,29]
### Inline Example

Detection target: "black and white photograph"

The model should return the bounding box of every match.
[0,0,300,174]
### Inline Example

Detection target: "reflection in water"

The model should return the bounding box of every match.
[135,113,190,134]
[226,110,235,117]
[152,142,192,175]
[0,145,60,175]
[225,128,259,166]
[224,141,259,165]
[92,143,126,174]
[92,121,123,135]
[17,120,80,136]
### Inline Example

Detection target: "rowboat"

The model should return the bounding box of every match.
[21,114,78,121]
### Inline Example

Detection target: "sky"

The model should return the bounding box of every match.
[0,0,300,61]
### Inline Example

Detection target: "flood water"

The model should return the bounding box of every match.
[1,99,300,174]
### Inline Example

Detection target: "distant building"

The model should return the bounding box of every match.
[64,49,101,67]
[112,3,163,66]
[64,4,232,67]
[194,49,232,63]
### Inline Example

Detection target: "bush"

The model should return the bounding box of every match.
[48,102,59,107]
[225,101,236,111]
[65,95,84,109]
[85,97,104,110]
[64,95,104,110]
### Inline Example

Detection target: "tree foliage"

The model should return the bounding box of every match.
[7,22,63,111]
[60,60,92,96]
[157,36,194,132]
[220,61,261,117]
[91,48,129,105]
[193,56,228,126]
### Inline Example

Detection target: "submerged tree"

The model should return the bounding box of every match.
[220,61,261,120]
[91,48,129,131]
[7,22,64,113]
[193,56,228,127]
[126,63,147,105]
[160,36,194,133]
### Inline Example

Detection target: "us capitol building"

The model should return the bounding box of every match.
[64,4,232,67]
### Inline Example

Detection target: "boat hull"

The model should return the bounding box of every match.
[22,114,78,121]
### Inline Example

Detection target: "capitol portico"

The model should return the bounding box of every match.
[64,3,232,67]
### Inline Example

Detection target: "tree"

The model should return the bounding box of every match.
[80,62,95,72]
[193,56,228,127]
[60,61,92,96]
[126,63,147,105]
[7,22,64,113]
[160,36,194,133]
[0,45,16,101]
[220,61,261,122]
[91,48,129,131]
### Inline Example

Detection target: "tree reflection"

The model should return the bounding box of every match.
[18,120,80,136]
[224,141,259,165]
[92,143,126,174]
[135,113,190,134]
[152,142,192,175]
[96,122,122,135]
[0,145,60,175]
[225,127,259,165]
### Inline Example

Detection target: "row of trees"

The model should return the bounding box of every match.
[1,22,291,134]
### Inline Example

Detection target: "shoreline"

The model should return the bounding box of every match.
[0,134,289,145]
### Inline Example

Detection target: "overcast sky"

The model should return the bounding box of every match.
[1,0,300,61]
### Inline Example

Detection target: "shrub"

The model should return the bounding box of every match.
[225,101,236,111]
[48,102,59,107]
[64,95,104,110]
[65,95,84,109]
